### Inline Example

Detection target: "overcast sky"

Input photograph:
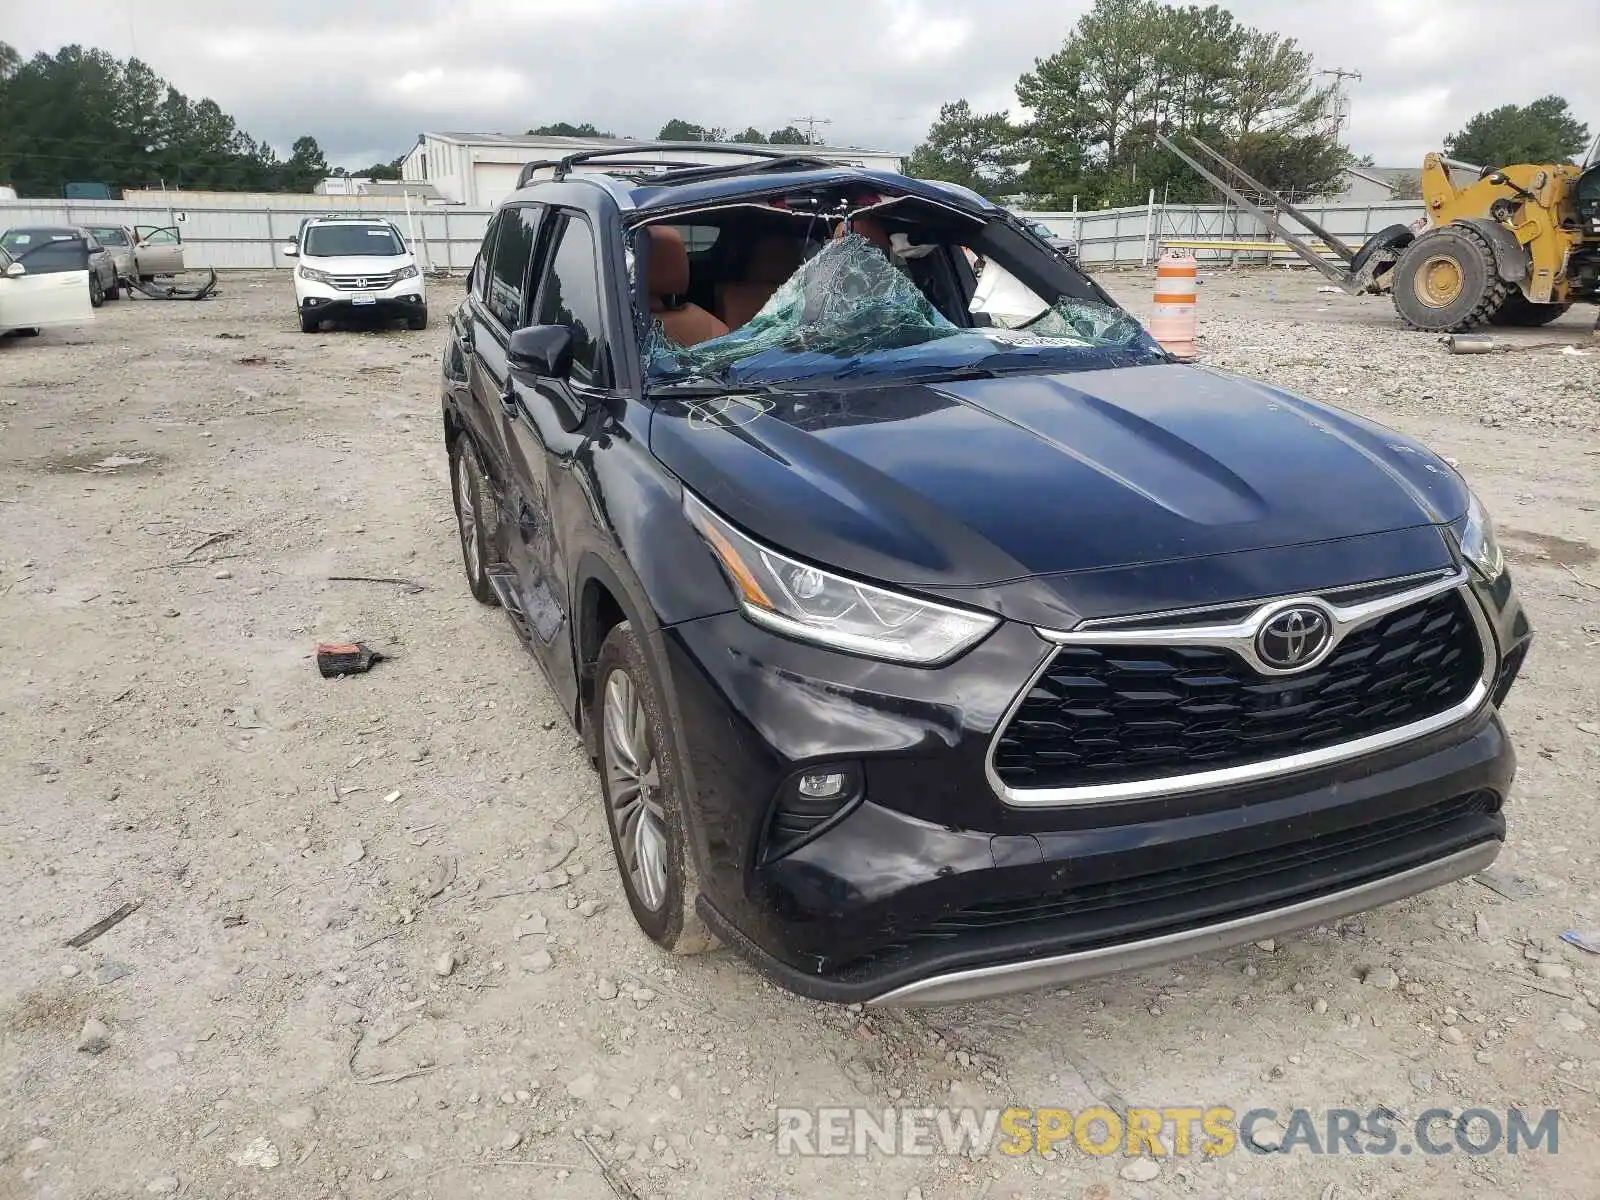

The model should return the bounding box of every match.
[4,0,1596,170]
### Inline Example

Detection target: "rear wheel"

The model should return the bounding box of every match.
[1491,292,1573,327]
[105,278,120,301]
[595,622,717,956]
[89,274,104,307]
[448,435,498,606]
[1390,226,1508,332]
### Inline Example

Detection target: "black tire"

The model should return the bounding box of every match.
[105,277,120,301]
[16,328,40,337]
[448,435,498,606]
[1490,292,1573,327]
[1390,225,1508,332]
[594,621,717,955]
[89,273,104,308]
[299,310,321,334]
[407,309,429,331]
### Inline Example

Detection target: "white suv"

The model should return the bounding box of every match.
[284,217,427,333]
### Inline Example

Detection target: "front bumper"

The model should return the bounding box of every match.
[300,290,427,320]
[661,568,1529,1005]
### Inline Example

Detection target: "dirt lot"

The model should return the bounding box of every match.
[1,268,1597,1200]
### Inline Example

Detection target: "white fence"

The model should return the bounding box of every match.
[0,198,491,272]
[1,196,1429,273]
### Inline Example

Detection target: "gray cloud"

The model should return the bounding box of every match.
[4,0,1595,170]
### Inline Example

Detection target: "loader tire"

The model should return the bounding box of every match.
[1490,292,1572,327]
[1390,226,1509,332]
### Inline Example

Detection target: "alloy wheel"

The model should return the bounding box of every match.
[602,669,669,911]
[454,449,481,582]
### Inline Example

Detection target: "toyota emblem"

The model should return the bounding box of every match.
[1256,605,1333,670]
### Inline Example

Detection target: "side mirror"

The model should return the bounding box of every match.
[1486,171,1508,186]
[4,262,24,278]
[508,324,575,379]
[281,244,298,257]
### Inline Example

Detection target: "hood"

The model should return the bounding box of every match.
[649,364,1469,590]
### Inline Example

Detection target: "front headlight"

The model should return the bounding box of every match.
[1456,490,1504,579]
[395,264,420,280]
[298,265,334,285]
[684,495,998,665]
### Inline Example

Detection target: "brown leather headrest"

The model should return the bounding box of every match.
[833,215,892,254]
[746,236,802,284]
[646,225,689,297]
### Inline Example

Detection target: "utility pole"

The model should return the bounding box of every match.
[790,115,833,145]
[1315,68,1362,140]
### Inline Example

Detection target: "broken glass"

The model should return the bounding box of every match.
[647,233,1164,388]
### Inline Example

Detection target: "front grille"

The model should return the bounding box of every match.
[994,589,1483,790]
[924,792,1495,938]
[330,271,399,291]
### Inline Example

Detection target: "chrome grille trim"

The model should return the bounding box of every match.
[988,571,1497,808]
[330,271,399,291]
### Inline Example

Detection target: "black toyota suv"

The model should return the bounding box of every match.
[440,146,1530,1006]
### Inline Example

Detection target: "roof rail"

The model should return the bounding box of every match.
[516,142,837,189]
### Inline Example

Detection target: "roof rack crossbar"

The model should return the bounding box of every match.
[518,143,842,189]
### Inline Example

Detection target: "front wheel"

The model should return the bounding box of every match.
[407,308,429,331]
[89,274,104,307]
[1390,226,1507,332]
[595,622,717,956]
[299,310,321,333]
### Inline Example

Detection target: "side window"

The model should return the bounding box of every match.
[532,215,609,385]
[472,212,502,302]
[485,204,541,329]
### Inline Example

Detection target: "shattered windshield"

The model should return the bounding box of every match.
[646,232,1163,389]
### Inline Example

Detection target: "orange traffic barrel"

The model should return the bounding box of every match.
[1147,253,1198,359]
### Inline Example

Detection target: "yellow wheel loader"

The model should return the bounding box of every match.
[1157,132,1600,333]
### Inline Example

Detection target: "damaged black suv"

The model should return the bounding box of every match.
[440,146,1530,1005]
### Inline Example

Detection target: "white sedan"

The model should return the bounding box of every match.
[0,243,94,337]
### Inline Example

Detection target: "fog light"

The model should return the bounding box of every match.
[798,771,846,800]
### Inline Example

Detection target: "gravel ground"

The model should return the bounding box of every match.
[1,268,1597,1200]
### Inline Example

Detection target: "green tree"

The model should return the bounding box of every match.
[1389,170,1421,200]
[657,118,727,142]
[732,127,767,144]
[527,121,613,137]
[0,40,330,195]
[767,126,812,145]
[282,135,328,191]
[1444,96,1590,167]
[905,100,1021,197]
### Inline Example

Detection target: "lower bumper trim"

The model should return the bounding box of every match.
[867,840,1500,1007]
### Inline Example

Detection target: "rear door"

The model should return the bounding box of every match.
[0,247,95,329]
[133,226,184,275]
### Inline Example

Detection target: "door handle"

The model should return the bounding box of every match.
[499,383,519,418]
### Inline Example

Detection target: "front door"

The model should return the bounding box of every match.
[502,210,614,702]
[0,247,95,329]
[133,226,184,275]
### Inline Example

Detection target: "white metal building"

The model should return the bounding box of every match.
[400,133,905,207]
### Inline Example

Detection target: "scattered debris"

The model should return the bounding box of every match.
[327,574,426,595]
[317,642,385,678]
[76,1016,112,1054]
[342,840,366,866]
[421,856,457,899]
[1120,1158,1161,1182]
[347,1028,440,1086]
[65,900,142,948]
[94,961,133,985]
[1560,930,1600,955]
[434,951,458,978]
[1362,966,1400,990]
[1442,333,1496,355]
[576,1130,644,1200]
[234,1136,281,1170]
[75,454,151,474]
[1474,869,1541,901]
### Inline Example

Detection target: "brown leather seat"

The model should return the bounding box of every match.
[717,236,803,329]
[648,226,728,348]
